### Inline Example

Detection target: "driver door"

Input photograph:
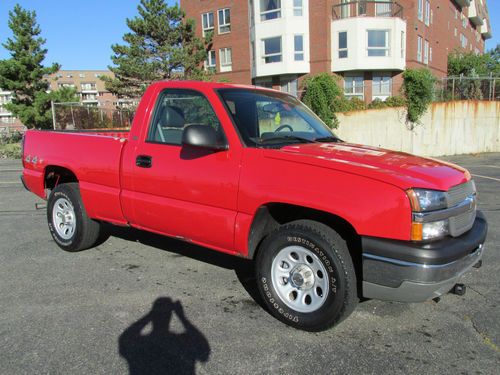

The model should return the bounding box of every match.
[122,88,240,252]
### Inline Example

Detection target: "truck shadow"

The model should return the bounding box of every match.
[102,224,266,309]
[119,297,210,375]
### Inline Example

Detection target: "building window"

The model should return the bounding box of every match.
[202,12,214,36]
[294,35,304,61]
[293,0,303,16]
[344,75,364,99]
[375,0,392,17]
[430,46,433,62]
[418,0,423,21]
[260,0,281,21]
[339,31,348,58]
[81,83,96,91]
[424,40,429,64]
[367,30,390,57]
[460,34,468,48]
[454,27,457,37]
[218,8,231,34]
[372,73,392,98]
[401,31,405,58]
[79,73,85,78]
[281,76,298,97]
[205,50,216,70]
[424,1,430,26]
[417,36,422,62]
[340,0,350,18]
[262,36,282,63]
[219,47,232,72]
[254,78,273,88]
[58,83,75,89]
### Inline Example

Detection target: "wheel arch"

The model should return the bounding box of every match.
[247,203,362,285]
[44,165,79,192]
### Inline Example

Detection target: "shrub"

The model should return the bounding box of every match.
[0,143,21,159]
[385,95,406,107]
[332,96,366,113]
[367,98,387,109]
[302,73,343,128]
[402,68,436,125]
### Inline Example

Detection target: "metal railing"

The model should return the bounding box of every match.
[332,1,403,20]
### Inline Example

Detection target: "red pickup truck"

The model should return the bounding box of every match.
[21,81,487,331]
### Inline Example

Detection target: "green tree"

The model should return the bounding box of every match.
[448,47,500,77]
[302,73,343,128]
[402,68,436,125]
[0,4,59,129]
[102,0,212,98]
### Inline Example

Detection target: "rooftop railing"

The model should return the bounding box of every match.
[333,1,403,20]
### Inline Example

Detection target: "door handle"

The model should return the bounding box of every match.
[136,155,152,168]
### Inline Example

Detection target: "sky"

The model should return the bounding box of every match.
[0,0,498,71]
[0,0,178,70]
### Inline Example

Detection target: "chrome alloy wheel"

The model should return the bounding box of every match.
[52,197,76,240]
[271,245,330,313]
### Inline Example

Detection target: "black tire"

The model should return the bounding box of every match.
[47,183,102,252]
[255,220,358,331]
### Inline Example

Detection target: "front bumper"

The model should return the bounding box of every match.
[361,211,488,302]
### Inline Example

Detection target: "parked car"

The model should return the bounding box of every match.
[21,81,487,331]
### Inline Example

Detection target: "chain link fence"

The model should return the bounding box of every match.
[434,76,499,102]
[52,100,138,131]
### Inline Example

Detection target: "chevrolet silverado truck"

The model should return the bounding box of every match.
[21,81,487,331]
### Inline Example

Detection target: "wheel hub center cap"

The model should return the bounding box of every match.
[290,265,315,290]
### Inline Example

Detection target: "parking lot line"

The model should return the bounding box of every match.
[472,174,500,183]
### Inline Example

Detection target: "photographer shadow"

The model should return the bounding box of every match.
[119,297,210,375]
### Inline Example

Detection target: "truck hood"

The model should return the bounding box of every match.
[264,142,469,191]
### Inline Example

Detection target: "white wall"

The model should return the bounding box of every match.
[331,17,406,72]
[335,101,500,156]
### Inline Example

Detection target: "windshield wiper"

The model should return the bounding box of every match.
[314,136,342,143]
[259,135,317,144]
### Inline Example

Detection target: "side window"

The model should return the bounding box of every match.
[147,89,224,145]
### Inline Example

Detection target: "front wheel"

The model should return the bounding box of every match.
[255,220,358,331]
[47,183,102,252]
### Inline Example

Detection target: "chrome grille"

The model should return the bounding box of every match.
[447,180,475,208]
[446,180,476,237]
[449,210,476,237]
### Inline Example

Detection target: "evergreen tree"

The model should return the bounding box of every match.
[102,0,212,98]
[0,4,60,129]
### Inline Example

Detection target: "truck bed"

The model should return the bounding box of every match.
[22,129,128,225]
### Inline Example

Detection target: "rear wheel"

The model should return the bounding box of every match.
[255,220,357,331]
[47,183,102,252]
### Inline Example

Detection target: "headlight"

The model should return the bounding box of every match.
[407,188,449,241]
[407,189,447,212]
[412,220,449,241]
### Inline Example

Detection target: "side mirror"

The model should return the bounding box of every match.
[181,124,227,151]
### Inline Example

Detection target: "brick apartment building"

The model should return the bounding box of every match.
[1,70,119,132]
[180,0,492,101]
[45,70,118,107]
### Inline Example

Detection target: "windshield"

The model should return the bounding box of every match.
[217,88,339,147]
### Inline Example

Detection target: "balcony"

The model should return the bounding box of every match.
[332,1,403,20]
[480,20,492,39]
[331,1,406,72]
[468,0,483,26]
[453,0,470,8]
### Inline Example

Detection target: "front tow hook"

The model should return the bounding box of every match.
[450,283,467,296]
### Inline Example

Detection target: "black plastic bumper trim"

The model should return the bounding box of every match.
[361,211,487,265]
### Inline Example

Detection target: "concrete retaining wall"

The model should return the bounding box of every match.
[335,101,500,157]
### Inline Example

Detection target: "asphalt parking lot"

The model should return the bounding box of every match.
[1,153,499,375]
